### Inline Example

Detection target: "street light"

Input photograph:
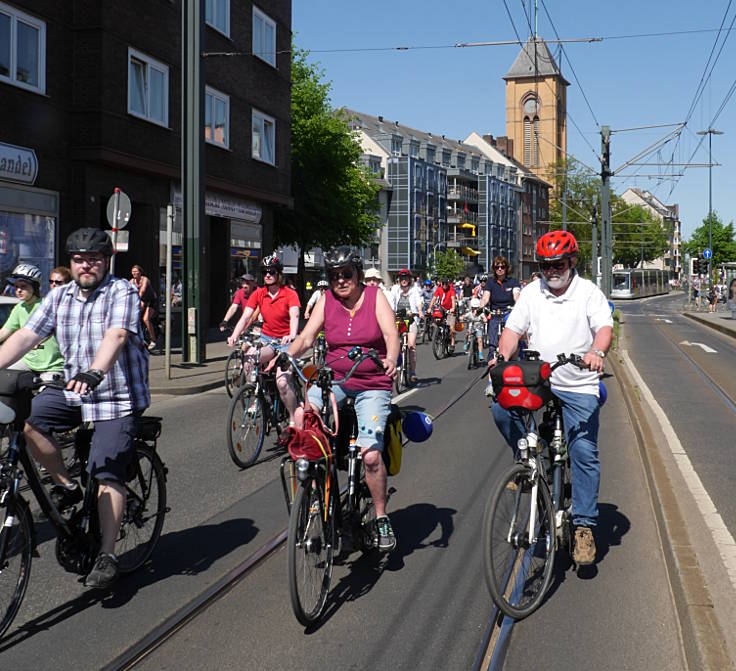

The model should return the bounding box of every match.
[696,127,723,292]
[430,241,445,277]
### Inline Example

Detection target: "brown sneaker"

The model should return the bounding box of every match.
[573,527,596,565]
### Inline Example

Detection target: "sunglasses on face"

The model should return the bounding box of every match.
[540,260,568,272]
[328,268,355,282]
[262,268,279,276]
[49,279,64,286]
[494,264,506,270]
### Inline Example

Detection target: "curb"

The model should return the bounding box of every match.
[149,379,224,396]
[682,312,736,340]
[611,352,734,671]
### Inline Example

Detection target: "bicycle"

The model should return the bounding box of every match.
[312,332,327,367]
[278,348,385,626]
[431,307,453,360]
[224,329,260,398]
[226,347,304,469]
[481,352,595,620]
[0,372,168,638]
[394,309,412,394]
[465,322,481,369]
[487,307,512,357]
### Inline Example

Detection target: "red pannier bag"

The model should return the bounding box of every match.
[490,359,554,411]
[281,409,332,462]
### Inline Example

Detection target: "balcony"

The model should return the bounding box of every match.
[447,210,478,225]
[448,186,479,203]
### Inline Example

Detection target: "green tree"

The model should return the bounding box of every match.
[682,212,736,267]
[274,46,381,291]
[610,199,669,268]
[434,249,465,279]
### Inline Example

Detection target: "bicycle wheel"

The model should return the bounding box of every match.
[357,480,377,553]
[227,384,266,468]
[482,462,556,620]
[0,496,33,638]
[432,328,445,360]
[467,341,475,369]
[287,470,335,625]
[224,350,244,398]
[116,445,167,573]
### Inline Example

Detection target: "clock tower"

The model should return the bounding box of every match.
[503,37,568,181]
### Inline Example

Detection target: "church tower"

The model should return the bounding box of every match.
[503,37,568,181]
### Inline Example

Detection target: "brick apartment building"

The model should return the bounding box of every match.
[0,0,291,328]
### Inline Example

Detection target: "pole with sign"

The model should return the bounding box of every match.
[106,187,132,275]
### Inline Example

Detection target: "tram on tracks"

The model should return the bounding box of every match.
[610,268,671,299]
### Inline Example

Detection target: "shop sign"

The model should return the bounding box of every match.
[0,142,38,185]
[173,189,262,224]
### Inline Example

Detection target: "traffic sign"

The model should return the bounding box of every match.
[106,188,132,229]
[703,248,712,259]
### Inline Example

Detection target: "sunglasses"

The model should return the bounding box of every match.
[494,264,506,270]
[49,279,64,286]
[365,277,380,283]
[262,268,279,276]
[539,260,568,272]
[328,268,355,282]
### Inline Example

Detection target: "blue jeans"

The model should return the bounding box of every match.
[307,385,391,452]
[491,390,600,528]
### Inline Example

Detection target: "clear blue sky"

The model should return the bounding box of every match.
[293,0,736,241]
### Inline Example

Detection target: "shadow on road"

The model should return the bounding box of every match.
[0,517,258,651]
[302,503,456,633]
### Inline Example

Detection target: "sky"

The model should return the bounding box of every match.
[292,0,736,241]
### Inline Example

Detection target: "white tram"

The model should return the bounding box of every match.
[610,269,670,299]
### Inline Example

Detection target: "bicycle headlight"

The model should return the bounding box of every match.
[296,458,309,482]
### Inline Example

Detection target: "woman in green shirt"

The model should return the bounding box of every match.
[0,263,64,378]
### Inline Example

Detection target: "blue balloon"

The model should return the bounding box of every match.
[598,380,607,407]
[608,300,615,315]
[402,411,433,442]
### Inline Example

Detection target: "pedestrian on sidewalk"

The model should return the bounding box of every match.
[220,273,257,331]
[727,278,736,320]
[130,265,158,350]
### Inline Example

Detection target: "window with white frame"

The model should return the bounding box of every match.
[253,6,276,67]
[0,2,45,93]
[205,86,229,148]
[252,109,275,164]
[205,0,229,36]
[128,48,168,127]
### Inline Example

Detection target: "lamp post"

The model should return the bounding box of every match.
[431,241,445,277]
[696,127,723,292]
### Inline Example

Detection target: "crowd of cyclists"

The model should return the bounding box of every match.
[0,224,610,595]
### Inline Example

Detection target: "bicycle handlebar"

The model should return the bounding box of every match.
[276,346,383,389]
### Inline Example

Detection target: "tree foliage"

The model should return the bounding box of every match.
[610,199,668,268]
[433,249,465,280]
[274,46,381,257]
[682,212,736,266]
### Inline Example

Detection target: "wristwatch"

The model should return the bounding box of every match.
[591,349,606,359]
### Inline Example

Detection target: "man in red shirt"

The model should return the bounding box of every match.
[429,277,458,350]
[228,254,301,425]
[219,273,257,332]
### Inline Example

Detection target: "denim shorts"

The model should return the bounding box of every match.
[259,334,290,352]
[307,385,391,451]
[26,387,139,484]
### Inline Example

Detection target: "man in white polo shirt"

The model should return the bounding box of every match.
[489,230,613,565]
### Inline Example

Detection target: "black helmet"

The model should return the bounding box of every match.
[324,246,362,271]
[66,228,114,256]
[261,253,283,272]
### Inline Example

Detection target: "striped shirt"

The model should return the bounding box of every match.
[25,274,150,421]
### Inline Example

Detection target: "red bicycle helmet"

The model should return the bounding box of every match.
[397,268,412,278]
[536,231,578,261]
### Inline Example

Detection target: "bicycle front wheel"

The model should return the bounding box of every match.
[288,471,335,625]
[482,463,556,620]
[432,328,445,360]
[224,350,244,398]
[227,384,266,468]
[116,445,167,573]
[0,496,33,638]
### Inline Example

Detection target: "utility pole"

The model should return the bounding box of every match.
[591,205,598,286]
[696,127,723,294]
[182,0,206,363]
[600,126,612,297]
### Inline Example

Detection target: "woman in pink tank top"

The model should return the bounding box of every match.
[286,247,400,552]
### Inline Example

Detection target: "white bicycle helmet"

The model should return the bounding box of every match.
[9,263,42,292]
[470,297,481,309]
[317,279,329,289]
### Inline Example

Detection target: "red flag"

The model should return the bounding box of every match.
[464,201,468,215]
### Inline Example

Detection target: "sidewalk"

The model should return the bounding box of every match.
[682,309,736,340]
[147,340,231,396]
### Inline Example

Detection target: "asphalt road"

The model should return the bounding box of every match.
[0,325,692,670]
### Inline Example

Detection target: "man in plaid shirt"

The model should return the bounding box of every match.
[0,228,149,589]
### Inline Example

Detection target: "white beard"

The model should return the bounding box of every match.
[545,268,571,290]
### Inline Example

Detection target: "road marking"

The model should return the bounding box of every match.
[679,340,717,353]
[620,349,736,590]
[656,318,673,324]
[393,388,417,403]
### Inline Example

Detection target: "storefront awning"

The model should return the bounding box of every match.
[461,247,481,256]
[460,223,476,236]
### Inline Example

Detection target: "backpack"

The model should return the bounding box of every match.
[382,404,403,476]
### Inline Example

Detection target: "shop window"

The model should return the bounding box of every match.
[0,211,55,291]
[205,86,229,148]
[206,0,229,37]
[0,2,45,94]
[253,6,276,67]
[252,109,275,165]
[128,48,169,127]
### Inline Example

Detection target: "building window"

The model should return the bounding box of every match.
[442,150,451,167]
[523,118,531,166]
[253,6,276,67]
[205,86,229,148]
[410,142,419,158]
[426,147,435,164]
[471,157,479,174]
[391,137,402,156]
[206,0,229,36]
[252,108,275,165]
[128,48,168,127]
[0,2,45,94]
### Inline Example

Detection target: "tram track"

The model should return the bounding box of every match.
[106,359,489,671]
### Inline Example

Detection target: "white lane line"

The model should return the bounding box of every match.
[656,318,673,324]
[679,340,717,353]
[620,349,736,590]
[393,388,418,404]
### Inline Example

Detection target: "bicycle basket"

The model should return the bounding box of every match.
[0,370,34,428]
[490,359,553,411]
